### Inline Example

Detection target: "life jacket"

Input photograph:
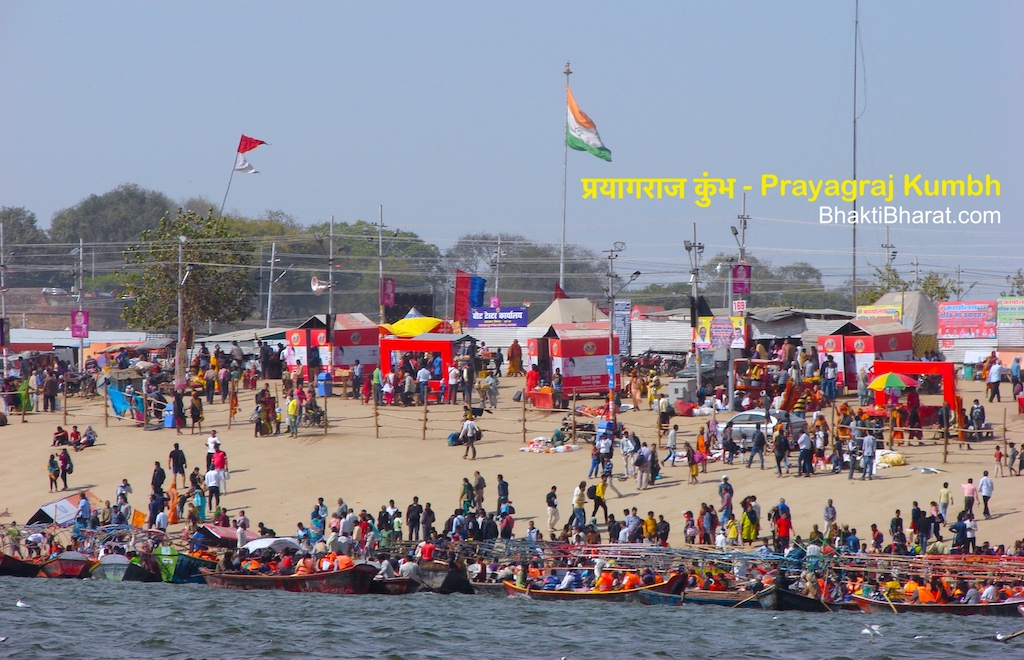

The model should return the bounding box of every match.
[904,581,919,599]
[335,555,354,570]
[916,587,935,604]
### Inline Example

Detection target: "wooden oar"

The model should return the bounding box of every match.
[881,589,899,615]
[995,627,1024,642]
[731,591,759,608]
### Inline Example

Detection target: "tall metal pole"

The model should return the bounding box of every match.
[729,194,749,409]
[851,0,860,308]
[265,242,276,329]
[176,238,184,389]
[328,216,335,318]
[559,61,572,289]
[378,205,385,324]
[687,223,702,394]
[493,235,502,302]
[328,215,335,385]
[78,238,84,372]
[0,223,7,377]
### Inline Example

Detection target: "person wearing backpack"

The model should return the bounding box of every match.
[968,399,986,445]
[589,475,608,523]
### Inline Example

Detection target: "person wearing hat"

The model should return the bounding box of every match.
[718,476,734,521]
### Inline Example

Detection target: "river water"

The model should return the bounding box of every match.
[0,577,1015,659]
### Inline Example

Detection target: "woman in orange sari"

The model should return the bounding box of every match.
[696,428,708,473]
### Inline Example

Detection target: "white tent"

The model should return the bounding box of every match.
[528,298,606,328]
[27,490,102,526]
[871,291,939,336]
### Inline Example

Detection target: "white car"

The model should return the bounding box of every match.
[722,409,807,450]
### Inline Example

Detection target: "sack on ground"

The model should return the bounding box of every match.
[512,390,523,403]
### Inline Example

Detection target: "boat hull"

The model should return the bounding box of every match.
[40,553,96,579]
[171,554,217,584]
[124,562,161,583]
[502,581,666,602]
[0,553,42,578]
[756,585,834,613]
[638,589,760,608]
[202,564,378,594]
[369,577,421,595]
[850,594,1024,617]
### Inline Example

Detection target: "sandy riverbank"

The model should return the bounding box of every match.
[1,376,1021,550]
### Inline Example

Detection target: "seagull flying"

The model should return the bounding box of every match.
[861,624,883,637]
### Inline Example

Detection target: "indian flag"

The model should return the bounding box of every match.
[566,84,611,162]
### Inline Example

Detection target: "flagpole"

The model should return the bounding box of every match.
[559,61,572,290]
[219,155,237,218]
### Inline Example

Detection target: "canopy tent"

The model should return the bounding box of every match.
[243,537,302,553]
[379,316,443,337]
[27,490,103,526]
[869,291,939,335]
[196,524,243,549]
[404,307,425,318]
[528,298,606,328]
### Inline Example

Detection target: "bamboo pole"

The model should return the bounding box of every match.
[571,392,577,442]
[1002,409,1007,463]
[942,417,949,464]
[521,388,527,444]
[104,384,109,427]
[421,398,428,441]
[323,386,328,435]
[21,386,27,424]
[62,383,67,426]
[887,410,894,451]
[373,394,379,439]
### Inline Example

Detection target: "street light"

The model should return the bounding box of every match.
[70,241,84,371]
[602,242,640,435]
[175,235,187,390]
[684,226,705,393]
[728,196,750,410]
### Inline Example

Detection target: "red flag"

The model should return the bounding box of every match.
[237,135,266,153]
[554,281,568,299]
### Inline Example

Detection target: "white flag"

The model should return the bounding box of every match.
[233,152,259,174]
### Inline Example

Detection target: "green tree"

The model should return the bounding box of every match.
[444,233,605,305]
[1001,268,1024,297]
[118,208,257,333]
[0,206,49,245]
[50,183,173,244]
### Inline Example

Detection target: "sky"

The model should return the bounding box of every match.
[1,1,1021,299]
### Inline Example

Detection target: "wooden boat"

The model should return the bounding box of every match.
[638,588,760,608]
[201,563,378,594]
[92,555,130,581]
[470,582,510,597]
[153,546,218,584]
[369,577,421,595]
[851,594,1024,618]
[755,585,835,613]
[502,580,669,602]
[0,552,42,578]
[39,551,97,579]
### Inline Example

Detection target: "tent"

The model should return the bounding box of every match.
[528,298,606,328]
[379,316,443,337]
[243,537,302,553]
[863,291,939,356]
[27,490,103,526]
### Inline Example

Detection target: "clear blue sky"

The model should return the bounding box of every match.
[1,2,1020,296]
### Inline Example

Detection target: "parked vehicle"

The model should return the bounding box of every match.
[724,409,807,450]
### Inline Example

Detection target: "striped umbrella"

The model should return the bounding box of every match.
[867,372,919,391]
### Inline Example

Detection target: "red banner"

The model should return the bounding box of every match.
[453,270,471,325]
[379,277,396,307]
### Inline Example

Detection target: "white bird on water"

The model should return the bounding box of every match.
[861,624,884,642]
[15,599,29,608]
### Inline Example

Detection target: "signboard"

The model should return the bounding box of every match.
[467,306,528,328]
[694,316,746,349]
[731,263,751,295]
[937,301,997,339]
[606,355,616,389]
[856,304,902,322]
[379,277,396,307]
[997,298,1024,327]
[70,310,89,339]
[613,299,631,357]
[732,299,746,313]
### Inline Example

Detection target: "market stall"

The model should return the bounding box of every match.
[378,333,477,403]
[528,322,619,397]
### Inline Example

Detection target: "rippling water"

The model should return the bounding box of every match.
[0,577,1016,659]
